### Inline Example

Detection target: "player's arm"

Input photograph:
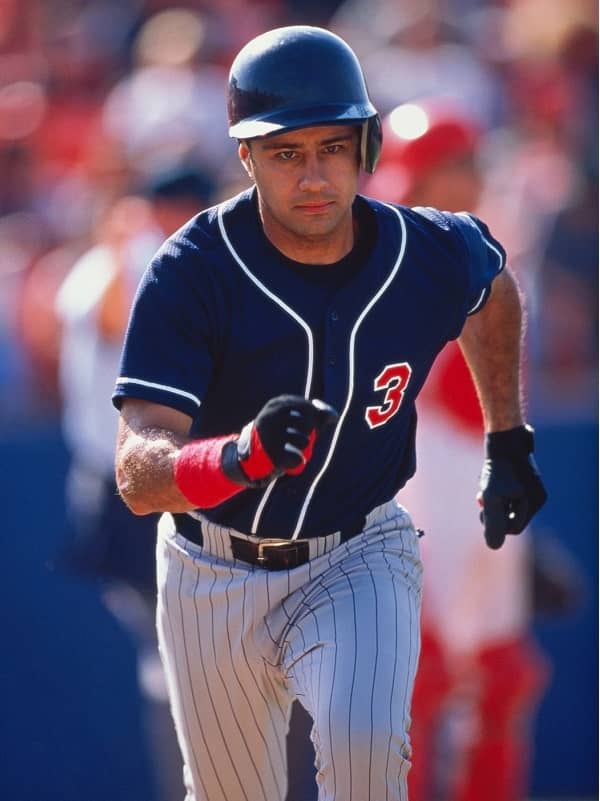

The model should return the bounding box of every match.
[116,398,195,515]
[458,267,523,432]
[115,395,338,516]
[458,268,547,549]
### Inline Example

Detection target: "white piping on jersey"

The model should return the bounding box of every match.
[115,376,201,407]
[217,202,315,534]
[456,212,505,272]
[290,203,408,540]
[484,238,505,271]
[467,287,488,315]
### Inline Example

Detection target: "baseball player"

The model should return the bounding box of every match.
[112,26,547,801]
[364,100,549,801]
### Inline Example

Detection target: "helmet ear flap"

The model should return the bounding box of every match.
[361,114,383,174]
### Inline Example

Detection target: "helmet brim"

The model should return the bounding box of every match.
[229,103,378,139]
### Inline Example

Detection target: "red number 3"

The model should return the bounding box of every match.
[365,362,413,429]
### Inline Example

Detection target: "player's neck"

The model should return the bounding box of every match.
[258,204,356,265]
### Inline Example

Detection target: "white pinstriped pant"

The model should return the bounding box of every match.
[156,499,423,801]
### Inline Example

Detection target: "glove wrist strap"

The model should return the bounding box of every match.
[485,424,534,459]
[221,438,277,489]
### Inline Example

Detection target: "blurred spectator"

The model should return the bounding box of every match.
[101,7,234,181]
[15,239,83,413]
[0,209,54,422]
[283,0,345,26]
[0,0,44,85]
[331,0,503,124]
[54,166,215,801]
[532,170,598,420]
[476,0,598,419]
[364,99,550,801]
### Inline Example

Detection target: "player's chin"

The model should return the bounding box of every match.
[292,206,335,226]
[291,207,342,234]
[293,219,340,239]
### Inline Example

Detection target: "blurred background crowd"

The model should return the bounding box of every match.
[0,0,597,424]
[0,1,597,800]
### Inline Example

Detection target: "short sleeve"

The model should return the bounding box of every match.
[112,234,223,419]
[452,211,506,315]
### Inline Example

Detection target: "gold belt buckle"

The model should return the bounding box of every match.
[256,538,293,564]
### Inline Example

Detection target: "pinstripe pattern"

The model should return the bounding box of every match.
[156,500,422,801]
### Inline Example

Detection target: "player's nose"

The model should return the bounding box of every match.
[297,153,328,192]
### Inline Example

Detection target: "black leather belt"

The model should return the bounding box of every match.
[172,513,366,571]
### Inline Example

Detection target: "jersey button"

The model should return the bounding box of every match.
[328,356,336,366]
[330,310,339,322]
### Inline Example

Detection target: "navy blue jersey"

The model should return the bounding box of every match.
[113,188,505,539]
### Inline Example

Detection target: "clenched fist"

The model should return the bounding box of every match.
[221,395,339,488]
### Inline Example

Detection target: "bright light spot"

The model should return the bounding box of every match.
[388,104,429,141]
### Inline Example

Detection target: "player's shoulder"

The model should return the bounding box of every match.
[359,197,476,267]
[361,197,477,238]
[363,200,467,259]
[402,205,478,239]
[408,206,500,251]
[150,188,255,277]
[398,204,504,265]
[158,201,224,260]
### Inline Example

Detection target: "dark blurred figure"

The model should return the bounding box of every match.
[534,169,598,419]
[55,167,215,801]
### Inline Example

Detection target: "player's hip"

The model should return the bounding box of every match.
[158,498,418,570]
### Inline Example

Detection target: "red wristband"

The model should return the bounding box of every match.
[173,434,243,508]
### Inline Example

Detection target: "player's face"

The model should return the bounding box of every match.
[239,125,361,263]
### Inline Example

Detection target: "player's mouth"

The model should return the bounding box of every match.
[295,200,335,214]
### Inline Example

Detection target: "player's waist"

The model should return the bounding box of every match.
[169,509,372,571]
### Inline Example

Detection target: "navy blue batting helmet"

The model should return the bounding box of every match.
[227,26,382,173]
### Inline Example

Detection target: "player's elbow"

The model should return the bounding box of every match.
[115,469,150,515]
[114,451,154,516]
[121,493,154,516]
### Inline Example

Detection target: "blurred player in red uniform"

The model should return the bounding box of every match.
[364,100,549,801]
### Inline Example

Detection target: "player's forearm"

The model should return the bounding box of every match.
[116,422,196,515]
[458,269,524,432]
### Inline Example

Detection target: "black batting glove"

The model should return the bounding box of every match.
[221,395,339,488]
[478,424,548,550]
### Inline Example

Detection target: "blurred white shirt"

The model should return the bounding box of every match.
[55,231,161,473]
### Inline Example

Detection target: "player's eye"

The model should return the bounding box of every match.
[324,144,343,154]
[277,150,297,161]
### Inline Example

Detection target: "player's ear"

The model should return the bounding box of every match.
[238,140,254,179]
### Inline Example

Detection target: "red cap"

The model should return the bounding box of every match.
[364,100,480,203]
